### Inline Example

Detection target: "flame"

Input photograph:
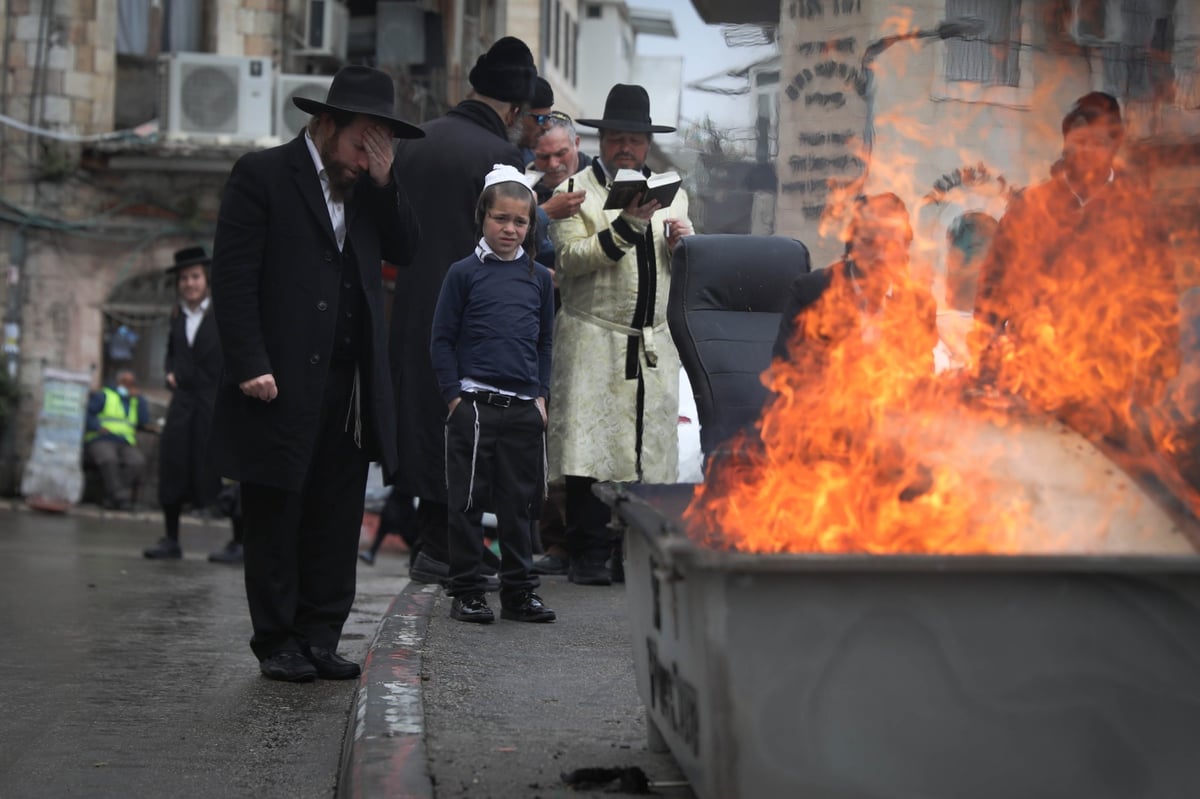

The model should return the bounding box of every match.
[685,20,1200,556]
[686,268,1028,555]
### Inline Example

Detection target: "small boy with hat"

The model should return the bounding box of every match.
[431,163,556,624]
[144,246,235,561]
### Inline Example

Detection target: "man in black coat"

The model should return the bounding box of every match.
[143,246,229,562]
[390,37,537,584]
[211,66,423,683]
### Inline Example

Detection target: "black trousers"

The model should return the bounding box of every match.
[240,361,368,660]
[444,395,543,600]
[564,475,615,562]
[415,497,450,562]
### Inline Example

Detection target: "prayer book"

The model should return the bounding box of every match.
[604,169,682,210]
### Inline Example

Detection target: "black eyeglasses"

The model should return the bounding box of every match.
[529,110,573,126]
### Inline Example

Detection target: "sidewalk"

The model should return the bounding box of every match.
[343,572,694,799]
[0,496,692,797]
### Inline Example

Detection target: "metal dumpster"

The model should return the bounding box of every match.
[601,481,1200,799]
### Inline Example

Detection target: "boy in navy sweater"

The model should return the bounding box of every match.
[431,164,557,624]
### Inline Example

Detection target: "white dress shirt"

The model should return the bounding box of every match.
[182,297,210,346]
[304,130,346,251]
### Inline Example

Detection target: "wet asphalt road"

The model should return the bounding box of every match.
[0,505,406,799]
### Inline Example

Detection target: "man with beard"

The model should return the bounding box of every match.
[390,37,537,586]
[974,91,1178,432]
[548,84,694,586]
[210,66,422,682]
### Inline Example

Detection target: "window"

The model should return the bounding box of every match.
[586,4,602,19]
[564,12,573,83]
[1098,0,1174,101]
[553,0,561,68]
[945,0,1021,87]
[570,18,579,86]
[117,0,203,55]
[542,0,552,60]
[1074,0,1108,41]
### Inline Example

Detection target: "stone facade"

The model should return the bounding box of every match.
[773,0,1200,289]
[0,0,575,491]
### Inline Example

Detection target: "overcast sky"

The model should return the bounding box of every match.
[629,0,777,135]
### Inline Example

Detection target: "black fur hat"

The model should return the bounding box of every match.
[468,37,537,104]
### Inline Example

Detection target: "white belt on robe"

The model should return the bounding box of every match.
[561,304,668,367]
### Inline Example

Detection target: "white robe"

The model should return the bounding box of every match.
[547,164,692,483]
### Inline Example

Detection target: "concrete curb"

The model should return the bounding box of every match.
[0,496,228,527]
[338,580,440,799]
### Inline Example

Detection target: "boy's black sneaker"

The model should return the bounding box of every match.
[501,591,556,623]
[450,594,495,623]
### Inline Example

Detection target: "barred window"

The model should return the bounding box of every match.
[945,0,1021,87]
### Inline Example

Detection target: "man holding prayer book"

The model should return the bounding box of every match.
[547,83,694,586]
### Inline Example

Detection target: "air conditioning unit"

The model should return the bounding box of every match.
[159,52,273,141]
[1069,0,1123,45]
[275,73,335,139]
[295,0,349,60]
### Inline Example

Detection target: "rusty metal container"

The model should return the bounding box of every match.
[601,479,1200,799]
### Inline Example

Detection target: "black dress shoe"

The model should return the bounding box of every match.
[531,553,569,575]
[143,537,182,559]
[501,591,556,623]
[260,651,318,682]
[450,594,495,623]
[207,541,243,564]
[568,557,612,586]
[304,646,361,680]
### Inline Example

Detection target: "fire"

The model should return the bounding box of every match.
[685,41,1200,555]
[686,271,1030,555]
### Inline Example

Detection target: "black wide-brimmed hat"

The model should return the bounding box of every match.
[576,84,675,133]
[165,246,211,274]
[293,65,424,139]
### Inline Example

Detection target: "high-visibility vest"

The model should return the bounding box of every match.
[85,387,139,445]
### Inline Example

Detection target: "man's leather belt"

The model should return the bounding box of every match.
[462,391,532,408]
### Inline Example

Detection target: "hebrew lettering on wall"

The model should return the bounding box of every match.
[782,0,867,224]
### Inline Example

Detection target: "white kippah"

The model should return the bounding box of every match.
[482,163,537,197]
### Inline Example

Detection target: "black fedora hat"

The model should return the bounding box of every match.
[293,65,424,139]
[576,84,675,133]
[166,245,211,274]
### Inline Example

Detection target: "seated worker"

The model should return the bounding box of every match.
[772,192,938,369]
[84,368,149,510]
